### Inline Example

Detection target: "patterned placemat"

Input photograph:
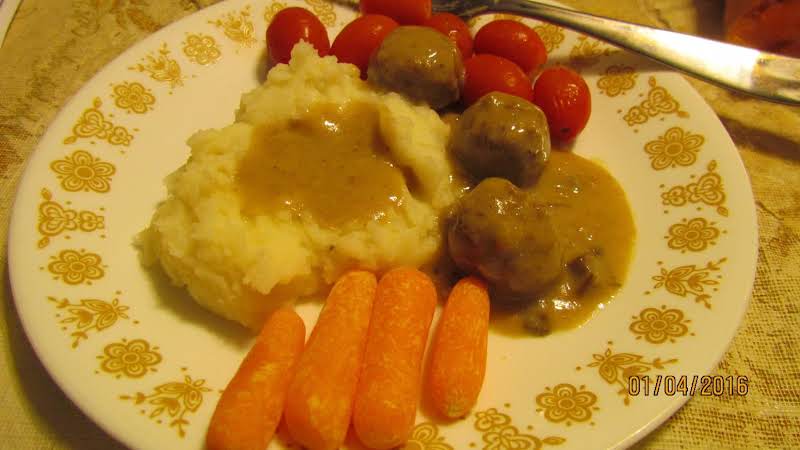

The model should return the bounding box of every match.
[0,1,797,449]
[0,0,21,47]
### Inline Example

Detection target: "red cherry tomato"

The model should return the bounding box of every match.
[424,13,474,57]
[532,66,591,142]
[360,0,432,25]
[473,20,547,74]
[267,7,330,64]
[462,54,534,106]
[331,15,399,79]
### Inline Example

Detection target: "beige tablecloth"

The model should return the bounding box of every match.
[1,1,798,449]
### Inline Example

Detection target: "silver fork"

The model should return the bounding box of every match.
[432,0,800,106]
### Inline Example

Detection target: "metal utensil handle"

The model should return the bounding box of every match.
[494,0,800,105]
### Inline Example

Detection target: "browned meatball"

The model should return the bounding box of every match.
[448,178,564,303]
[450,92,550,187]
[368,26,464,109]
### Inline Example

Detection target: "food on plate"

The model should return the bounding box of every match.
[427,276,490,419]
[138,42,459,328]
[449,92,550,187]
[284,270,377,450]
[448,178,564,302]
[473,19,548,74]
[493,152,635,335]
[330,14,399,79]
[532,66,592,142]
[206,307,305,450]
[266,7,330,64]
[424,12,474,57]
[368,26,465,109]
[360,0,432,25]
[353,268,437,449]
[155,7,636,447]
[462,54,534,106]
[144,6,624,341]
[237,102,406,227]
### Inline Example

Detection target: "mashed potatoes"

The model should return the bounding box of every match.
[139,43,459,328]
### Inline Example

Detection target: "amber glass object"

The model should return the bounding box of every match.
[725,0,800,57]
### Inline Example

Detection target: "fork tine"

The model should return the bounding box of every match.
[326,0,359,12]
[432,0,491,18]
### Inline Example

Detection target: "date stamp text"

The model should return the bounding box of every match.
[628,375,748,397]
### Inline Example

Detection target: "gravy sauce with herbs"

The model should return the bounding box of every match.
[494,151,635,335]
[237,102,406,226]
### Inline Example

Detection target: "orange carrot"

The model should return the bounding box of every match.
[206,306,306,450]
[353,267,437,449]
[427,276,490,419]
[284,270,377,450]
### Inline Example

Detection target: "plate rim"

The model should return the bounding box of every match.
[6,1,760,449]
[6,1,258,448]
[612,77,759,448]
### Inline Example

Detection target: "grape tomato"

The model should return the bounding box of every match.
[266,7,330,64]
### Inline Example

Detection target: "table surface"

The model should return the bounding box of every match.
[1,1,798,449]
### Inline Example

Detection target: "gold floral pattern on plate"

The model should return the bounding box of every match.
[585,347,677,405]
[649,258,726,308]
[45,249,105,285]
[569,36,613,68]
[63,98,135,147]
[120,372,213,438]
[535,384,599,426]
[129,43,185,90]
[111,81,156,114]
[473,407,566,449]
[630,306,692,344]
[645,127,705,170]
[264,1,287,24]
[50,149,115,193]
[48,295,130,348]
[304,0,336,27]
[209,5,256,46]
[98,338,162,379]
[2,1,758,449]
[183,33,222,65]
[597,65,638,97]
[661,160,728,216]
[533,23,565,53]
[401,422,454,450]
[623,77,688,127]
[666,217,722,253]
[37,188,105,248]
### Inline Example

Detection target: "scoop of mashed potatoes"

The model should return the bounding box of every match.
[138,43,458,328]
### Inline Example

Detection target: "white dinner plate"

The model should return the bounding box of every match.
[8,1,758,449]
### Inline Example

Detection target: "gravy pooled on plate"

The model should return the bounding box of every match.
[494,151,635,335]
[447,92,635,336]
[237,102,406,226]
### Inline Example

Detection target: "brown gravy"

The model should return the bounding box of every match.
[493,151,636,335]
[236,102,406,226]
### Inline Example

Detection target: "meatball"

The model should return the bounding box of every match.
[368,26,464,109]
[450,92,550,187]
[448,178,563,303]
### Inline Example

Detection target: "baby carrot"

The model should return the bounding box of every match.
[353,267,437,449]
[284,270,377,450]
[427,276,490,419]
[206,306,306,450]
